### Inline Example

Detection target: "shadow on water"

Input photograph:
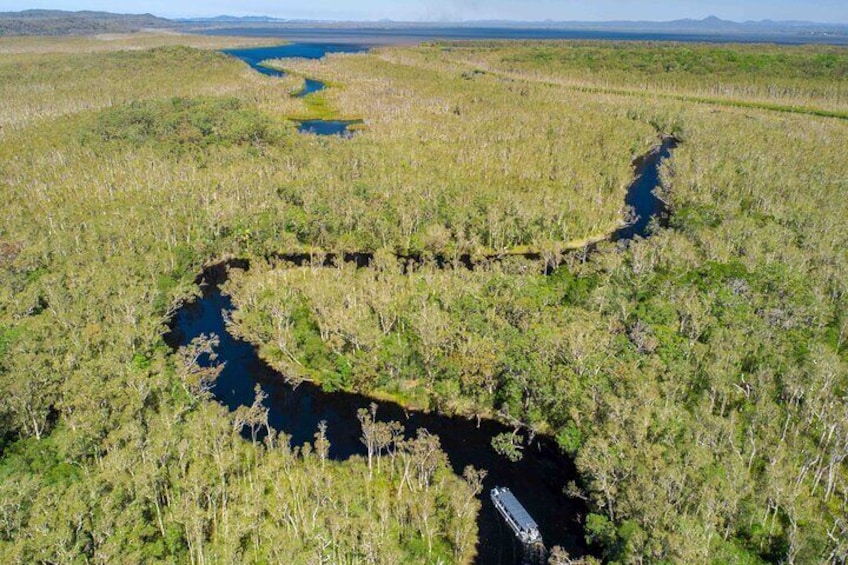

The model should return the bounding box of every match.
[613,137,677,242]
[171,43,678,564]
[166,262,590,564]
[165,135,676,563]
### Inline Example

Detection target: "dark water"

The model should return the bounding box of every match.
[169,43,676,563]
[295,78,326,97]
[297,119,362,136]
[165,140,674,564]
[168,265,589,564]
[614,137,677,241]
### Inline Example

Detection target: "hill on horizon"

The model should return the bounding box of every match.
[1,9,846,39]
[0,9,171,36]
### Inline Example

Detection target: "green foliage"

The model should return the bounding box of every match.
[288,91,339,120]
[556,424,583,456]
[549,266,598,306]
[585,514,617,548]
[0,434,80,487]
[2,33,848,565]
[435,41,848,120]
[491,432,524,462]
[708,538,770,565]
[504,43,848,80]
[82,96,289,157]
[0,325,15,365]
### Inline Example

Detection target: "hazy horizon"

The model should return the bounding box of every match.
[3,1,847,25]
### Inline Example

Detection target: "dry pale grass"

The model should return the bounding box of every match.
[0,33,304,137]
[0,30,275,55]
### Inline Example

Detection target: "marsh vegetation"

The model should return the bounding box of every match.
[0,32,846,565]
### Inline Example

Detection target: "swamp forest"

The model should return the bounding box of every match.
[0,20,847,565]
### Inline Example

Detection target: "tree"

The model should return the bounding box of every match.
[174,333,222,400]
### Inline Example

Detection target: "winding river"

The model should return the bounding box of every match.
[175,43,677,564]
[168,272,588,564]
[223,43,366,136]
[295,78,326,98]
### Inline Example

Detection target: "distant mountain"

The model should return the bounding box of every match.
[447,16,846,33]
[184,14,847,34]
[3,10,845,41]
[611,16,847,33]
[0,9,172,36]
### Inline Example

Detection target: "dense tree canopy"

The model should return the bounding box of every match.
[0,32,846,564]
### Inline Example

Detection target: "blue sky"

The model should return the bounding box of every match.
[3,1,847,23]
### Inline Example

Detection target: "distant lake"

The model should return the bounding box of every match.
[200,25,848,46]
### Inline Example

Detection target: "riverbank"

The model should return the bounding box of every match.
[167,258,594,562]
[164,136,674,562]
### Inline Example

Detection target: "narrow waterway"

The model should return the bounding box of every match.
[166,138,674,564]
[223,43,364,135]
[178,43,677,564]
[168,268,589,563]
[614,138,676,241]
[295,77,326,97]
